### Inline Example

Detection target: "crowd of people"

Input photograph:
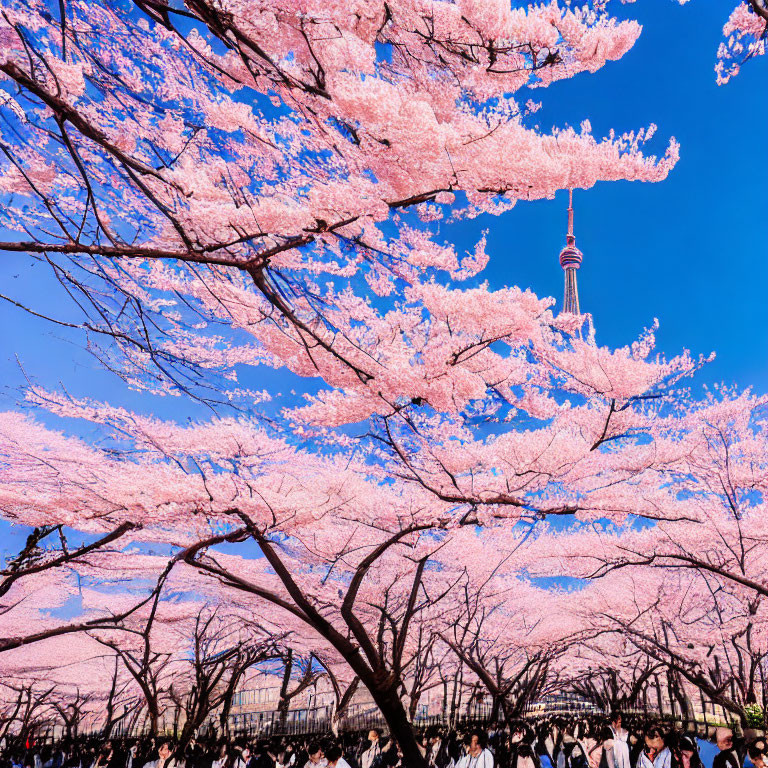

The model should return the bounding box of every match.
[2,713,767,768]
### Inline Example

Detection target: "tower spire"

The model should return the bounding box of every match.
[559,188,582,315]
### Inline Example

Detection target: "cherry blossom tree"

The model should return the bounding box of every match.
[88,599,180,736]
[511,388,768,724]
[309,652,361,735]
[51,688,93,742]
[167,607,281,747]
[438,563,570,724]
[100,654,136,738]
[271,649,324,733]
[397,612,449,721]
[590,568,768,728]
[564,637,662,715]
[0,0,760,756]
[532,391,768,600]
[0,0,681,413]
[0,681,55,746]
[0,524,135,602]
[0,304,715,763]
[0,633,127,743]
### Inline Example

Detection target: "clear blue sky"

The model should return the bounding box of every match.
[0,1,766,556]
[452,0,768,395]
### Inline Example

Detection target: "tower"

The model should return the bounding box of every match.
[559,189,582,315]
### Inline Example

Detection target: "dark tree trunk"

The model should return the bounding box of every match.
[331,677,359,736]
[490,695,501,724]
[441,680,448,722]
[147,701,160,736]
[672,674,692,728]
[368,687,426,768]
[277,650,294,732]
[655,675,664,715]
[219,681,237,738]
[408,693,420,720]
[178,708,202,752]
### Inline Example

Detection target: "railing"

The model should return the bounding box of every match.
[224,697,606,739]
[28,696,743,744]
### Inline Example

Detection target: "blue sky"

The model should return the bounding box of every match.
[455,0,768,394]
[0,2,766,556]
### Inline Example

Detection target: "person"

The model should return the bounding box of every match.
[233,746,252,768]
[712,729,740,768]
[748,739,768,768]
[385,743,405,768]
[322,747,350,768]
[457,731,493,768]
[427,731,451,768]
[557,724,589,768]
[210,745,230,768]
[125,743,140,768]
[360,732,382,768]
[673,736,702,768]
[542,721,564,768]
[577,724,596,768]
[266,743,295,768]
[142,742,181,768]
[636,725,671,768]
[508,722,540,768]
[609,715,631,768]
[537,723,555,768]
[592,728,616,768]
[274,747,296,768]
[303,744,325,768]
[183,741,204,768]
[93,745,115,768]
[629,729,645,768]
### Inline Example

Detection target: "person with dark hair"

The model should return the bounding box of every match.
[636,725,671,768]
[609,714,631,768]
[542,721,564,768]
[748,739,767,768]
[457,730,493,768]
[302,744,325,768]
[426,730,450,768]
[628,728,645,768]
[712,729,741,768]
[323,746,351,768]
[270,743,296,768]
[233,745,253,768]
[93,744,115,768]
[141,742,181,768]
[592,728,616,768]
[359,732,381,768]
[211,744,231,768]
[672,735,702,768]
[552,722,588,768]
[508,721,540,768]
[123,742,141,768]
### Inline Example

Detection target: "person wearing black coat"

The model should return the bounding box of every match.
[712,729,742,768]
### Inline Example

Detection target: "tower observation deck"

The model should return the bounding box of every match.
[559,189,582,316]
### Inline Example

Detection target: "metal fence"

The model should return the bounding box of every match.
[223,702,740,741]
[50,694,743,745]
[222,695,608,740]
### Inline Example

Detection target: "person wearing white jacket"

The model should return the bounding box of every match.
[635,726,671,768]
[609,713,632,768]
[456,731,494,768]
